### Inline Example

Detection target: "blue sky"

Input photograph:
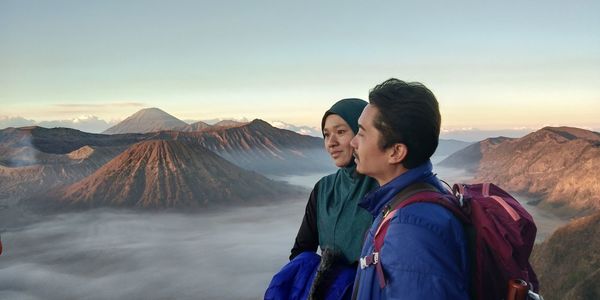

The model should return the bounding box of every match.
[1,0,599,133]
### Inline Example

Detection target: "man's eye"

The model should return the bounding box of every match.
[323,133,329,138]
[337,130,345,135]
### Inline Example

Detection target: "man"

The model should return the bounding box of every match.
[350,79,470,299]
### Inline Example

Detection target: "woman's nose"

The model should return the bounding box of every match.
[327,135,338,147]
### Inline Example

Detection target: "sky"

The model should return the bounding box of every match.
[1,0,599,135]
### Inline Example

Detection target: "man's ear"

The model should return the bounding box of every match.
[387,143,408,165]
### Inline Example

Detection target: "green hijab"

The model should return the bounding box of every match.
[317,98,378,264]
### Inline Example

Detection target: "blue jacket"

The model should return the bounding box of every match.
[352,161,470,300]
[265,252,356,300]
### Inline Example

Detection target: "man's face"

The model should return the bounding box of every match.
[350,104,390,180]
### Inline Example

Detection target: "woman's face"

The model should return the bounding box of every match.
[323,114,355,167]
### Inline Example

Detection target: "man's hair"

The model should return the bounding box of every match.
[369,78,441,169]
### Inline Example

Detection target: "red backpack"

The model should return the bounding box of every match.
[373,182,540,300]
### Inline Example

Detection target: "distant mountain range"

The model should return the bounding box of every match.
[438,137,510,171]
[101,107,270,134]
[0,117,329,170]
[432,139,472,158]
[440,126,600,216]
[26,140,302,209]
[153,119,331,174]
[531,211,600,299]
[0,115,331,206]
[4,108,599,216]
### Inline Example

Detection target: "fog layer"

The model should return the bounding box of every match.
[0,199,307,300]
[0,167,567,299]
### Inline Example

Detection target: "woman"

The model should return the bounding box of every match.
[265,98,378,300]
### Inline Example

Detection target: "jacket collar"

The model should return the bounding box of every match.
[358,160,446,217]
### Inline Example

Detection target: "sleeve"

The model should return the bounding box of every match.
[289,183,320,260]
[381,205,470,300]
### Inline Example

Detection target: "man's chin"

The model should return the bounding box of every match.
[354,159,364,173]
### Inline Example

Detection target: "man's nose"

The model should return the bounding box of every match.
[350,135,357,148]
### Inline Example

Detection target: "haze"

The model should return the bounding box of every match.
[0,164,567,299]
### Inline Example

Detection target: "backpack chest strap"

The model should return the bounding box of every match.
[359,252,386,288]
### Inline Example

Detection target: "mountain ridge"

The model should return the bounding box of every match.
[0,121,328,202]
[439,126,600,216]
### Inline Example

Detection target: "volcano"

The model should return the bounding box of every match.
[45,140,301,209]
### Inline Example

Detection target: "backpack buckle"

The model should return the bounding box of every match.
[360,257,367,269]
[528,290,544,300]
[359,252,379,269]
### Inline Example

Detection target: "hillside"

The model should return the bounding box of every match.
[36,140,302,209]
[531,212,600,300]
[439,127,600,216]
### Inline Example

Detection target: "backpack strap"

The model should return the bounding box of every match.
[374,182,463,251]
[360,182,463,289]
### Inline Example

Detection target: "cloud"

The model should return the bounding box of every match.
[440,128,534,142]
[0,115,112,133]
[0,116,37,128]
[201,117,250,125]
[0,200,307,300]
[269,121,321,137]
[37,116,111,133]
[0,174,322,300]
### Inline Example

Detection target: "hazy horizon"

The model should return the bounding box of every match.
[2,107,595,142]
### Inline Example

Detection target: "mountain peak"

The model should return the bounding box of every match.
[481,136,512,145]
[540,126,600,142]
[131,107,169,116]
[102,108,188,134]
[248,119,273,129]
